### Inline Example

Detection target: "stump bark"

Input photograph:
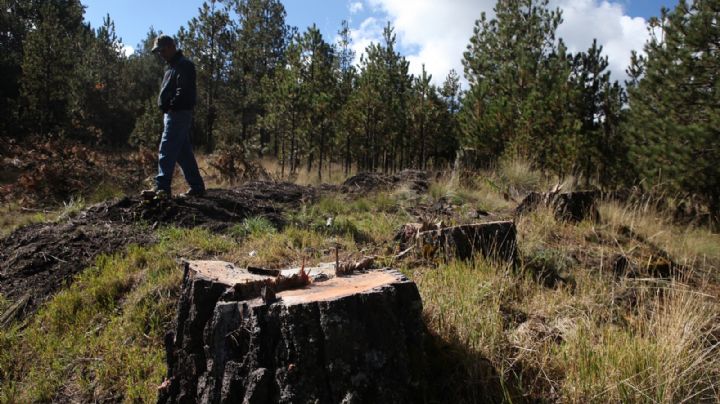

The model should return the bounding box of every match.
[159,261,427,404]
[515,191,600,222]
[416,221,517,263]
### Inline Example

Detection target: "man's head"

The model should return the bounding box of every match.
[152,35,177,62]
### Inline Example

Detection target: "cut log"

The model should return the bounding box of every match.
[515,190,600,222]
[159,260,427,404]
[416,221,517,263]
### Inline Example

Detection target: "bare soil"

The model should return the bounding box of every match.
[0,182,316,320]
[340,170,429,194]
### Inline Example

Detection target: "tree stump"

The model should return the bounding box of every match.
[515,191,600,222]
[159,261,427,404]
[416,221,517,263]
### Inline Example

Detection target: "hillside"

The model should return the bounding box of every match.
[1,162,718,403]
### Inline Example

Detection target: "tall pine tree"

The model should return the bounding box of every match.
[229,0,289,146]
[459,0,580,176]
[571,39,627,187]
[626,0,720,220]
[181,0,234,152]
[20,0,86,136]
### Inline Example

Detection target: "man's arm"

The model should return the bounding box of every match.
[170,61,196,110]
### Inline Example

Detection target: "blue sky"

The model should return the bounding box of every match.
[83,0,678,84]
[83,0,675,49]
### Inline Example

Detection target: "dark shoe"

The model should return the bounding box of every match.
[141,189,170,201]
[179,188,205,198]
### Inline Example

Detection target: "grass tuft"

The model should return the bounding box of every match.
[229,216,278,239]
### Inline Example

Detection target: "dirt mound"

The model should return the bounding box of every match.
[0,221,154,319]
[86,190,281,232]
[0,182,316,321]
[341,170,429,193]
[235,181,316,206]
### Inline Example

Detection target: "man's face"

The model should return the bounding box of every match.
[156,44,176,62]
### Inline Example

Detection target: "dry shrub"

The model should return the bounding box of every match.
[208,144,272,184]
[2,139,104,204]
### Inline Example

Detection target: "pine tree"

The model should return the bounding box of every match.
[459,0,579,176]
[336,20,357,175]
[431,69,462,168]
[0,0,32,137]
[73,14,135,144]
[625,0,720,221]
[181,0,233,152]
[440,69,462,115]
[127,28,167,147]
[351,23,411,172]
[298,25,337,180]
[20,0,86,136]
[531,39,580,178]
[229,0,289,147]
[259,29,305,175]
[411,65,434,169]
[571,39,627,187]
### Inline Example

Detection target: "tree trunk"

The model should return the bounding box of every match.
[290,109,297,174]
[318,125,324,181]
[280,124,286,178]
[416,221,518,263]
[159,261,428,404]
[344,131,351,176]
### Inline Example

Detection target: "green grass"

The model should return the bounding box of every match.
[559,286,720,402]
[0,181,128,237]
[0,227,234,403]
[1,167,719,403]
[229,216,278,239]
[407,248,720,402]
[496,158,547,194]
[403,175,720,402]
[88,181,126,203]
[0,202,50,237]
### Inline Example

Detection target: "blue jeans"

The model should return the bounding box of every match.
[156,110,205,193]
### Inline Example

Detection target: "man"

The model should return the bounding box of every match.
[143,35,205,200]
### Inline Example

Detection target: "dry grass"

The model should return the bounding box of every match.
[1,157,718,402]
[0,203,49,237]
[600,199,720,266]
[404,172,720,402]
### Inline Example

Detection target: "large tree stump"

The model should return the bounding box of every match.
[515,191,600,222]
[416,221,517,263]
[159,261,427,404]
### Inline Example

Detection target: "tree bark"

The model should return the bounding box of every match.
[416,221,518,263]
[159,261,428,404]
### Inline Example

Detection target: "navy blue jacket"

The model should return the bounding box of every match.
[158,51,197,112]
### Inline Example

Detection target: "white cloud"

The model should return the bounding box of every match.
[121,45,135,57]
[555,0,648,81]
[350,17,384,64]
[349,1,364,14]
[352,0,651,87]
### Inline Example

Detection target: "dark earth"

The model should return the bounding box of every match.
[0,181,316,320]
[0,172,427,322]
